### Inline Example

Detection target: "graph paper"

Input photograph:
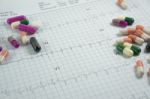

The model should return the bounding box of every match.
[0,0,150,99]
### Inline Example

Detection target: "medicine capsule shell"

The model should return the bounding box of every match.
[135,60,144,78]
[119,28,136,35]
[128,35,144,45]
[7,15,26,24]
[20,32,29,45]
[30,37,41,52]
[0,49,9,64]
[136,25,150,35]
[112,19,128,27]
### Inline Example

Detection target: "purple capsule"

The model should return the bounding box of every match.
[0,46,2,52]
[7,15,26,25]
[18,24,37,35]
[112,19,128,27]
[8,36,20,48]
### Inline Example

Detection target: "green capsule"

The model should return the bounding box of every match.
[116,43,125,53]
[20,19,29,25]
[125,17,134,25]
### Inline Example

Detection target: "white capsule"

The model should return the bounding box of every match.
[11,21,20,29]
[123,47,133,57]
[30,20,42,29]
[20,32,29,45]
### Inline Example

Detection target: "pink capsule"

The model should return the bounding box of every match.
[112,19,128,27]
[7,15,26,24]
[8,36,20,48]
[18,24,37,35]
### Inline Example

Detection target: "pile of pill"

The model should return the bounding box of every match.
[112,16,134,27]
[0,15,42,64]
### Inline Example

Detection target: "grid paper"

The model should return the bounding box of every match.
[0,0,150,99]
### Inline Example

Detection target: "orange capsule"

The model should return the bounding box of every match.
[128,35,144,45]
[135,60,144,78]
[136,25,150,35]
[117,0,127,10]
[0,49,9,64]
[119,28,136,35]
[135,29,150,41]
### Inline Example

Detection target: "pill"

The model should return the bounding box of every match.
[145,39,150,52]
[116,43,133,57]
[117,0,127,10]
[0,46,2,52]
[8,36,20,48]
[115,37,132,44]
[124,42,141,56]
[30,37,41,52]
[20,32,29,45]
[18,24,37,35]
[30,20,42,29]
[0,49,9,64]
[147,68,150,77]
[119,28,136,35]
[135,29,150,41]
[118,16,134,25]
[135,60,144,78]
[136,25,150,35]
[7,15,26,24]
[112,19,128,27]
[11,21,20,29]
[128,35,144,45]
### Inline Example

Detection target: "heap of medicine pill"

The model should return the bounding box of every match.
[0,15,42,64]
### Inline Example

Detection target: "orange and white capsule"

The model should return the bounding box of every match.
[135,29,150,41]
[135,60,144,78]
[119,28,136,35]
[115,37,132,44]
[147,68,150,77]
[136,25,150,35]
[128,35,144,45]
[117,0,127,10]
[20,31,29,45]
[0,49,9,64]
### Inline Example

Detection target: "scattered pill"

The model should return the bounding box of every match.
[8,36,20,48]
[135,29,150,41]
[112,19,128,27]
[147,68,150,77]
[20,32,29,45]
[115,37,132,44]
[136,25,150,35]
[128,35,144,45]
[0,49,9,64]
[30,37,41,52]
[119,28,136,35]
[18,24,37,35]
[7,15,26,24]
[116,43,133,57]
[135,60,144,78]
[118,16,134,25]
[117,0,127,10]
[30,20,42,29]
[124,42,141,56]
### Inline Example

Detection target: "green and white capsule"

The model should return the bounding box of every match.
[118,16,134,25]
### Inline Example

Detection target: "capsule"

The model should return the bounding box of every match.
[136,25,150,35]
[124,42,141,56]
[135,29,150,41]
[147,68,150,77]
[7,15,26,25]
[119,28,136,35]
[30,37,41,52]
[11,19,29,29]
[0,46,2,52]
[115,37,132,44]
[30,20,42,29]
[128,35,144,45]
[135,60,144,78]
[112,19,128,27]
[145,39,150,52]
[8,36,20,48]
[117,0,127,10]
[0,49,9,64]
[116,43,133,57]
[118,16,134,25]
[20,32,29,45]
[18,24,37,35]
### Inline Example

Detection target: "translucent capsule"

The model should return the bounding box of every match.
[128,35,144,45]
[147,68,150,77]
[116,43,133,57]
[30,20,42,29]
[30,37,41,52]
[18,24,37,35]
[136,25,150,35]
[145,39,150,53]
[7,15,26,24]
[118,16,134,25]
[124,42,141,56]
[115,37,132,44]
[20,32,29,45]
[112,19,128,27]
[135,60,144,78]
[117,0,127,10]
[135,29,150,41]
[8,36,20,48]
[119,28,136,35]
[0,49,9,64]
